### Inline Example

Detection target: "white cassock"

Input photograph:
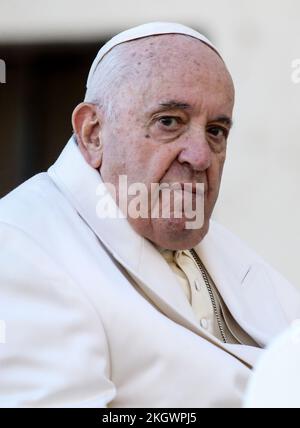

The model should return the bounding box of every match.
[244,322,300,408]
[0,136,299,408]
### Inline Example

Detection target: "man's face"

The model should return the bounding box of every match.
[95,35,234,250]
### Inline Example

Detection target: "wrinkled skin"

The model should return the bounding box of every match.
[73,34,235,250]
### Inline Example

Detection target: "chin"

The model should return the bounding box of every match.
[152,217,210,250]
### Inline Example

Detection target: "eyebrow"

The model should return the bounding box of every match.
[158,101,192,111]
[212,115,233,129]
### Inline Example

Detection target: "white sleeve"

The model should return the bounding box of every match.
[263,260,300,324]
[244,323,300,408]
[0,222,116,408]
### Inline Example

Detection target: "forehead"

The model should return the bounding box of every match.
[118,34,234,110]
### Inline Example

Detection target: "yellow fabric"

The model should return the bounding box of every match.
[157,247,258,346]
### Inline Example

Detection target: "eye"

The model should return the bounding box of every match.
[207,126,228,140]
[158,116,183,130]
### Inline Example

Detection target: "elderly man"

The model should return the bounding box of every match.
[0,22,299,408]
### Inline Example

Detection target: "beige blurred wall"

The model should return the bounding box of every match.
[1,0,300,286]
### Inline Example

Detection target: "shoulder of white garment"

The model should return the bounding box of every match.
[0,221,115,407]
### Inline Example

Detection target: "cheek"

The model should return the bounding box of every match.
[104,145,125,172]
[100,138,129,184]
[151,144,183,175]
[217,152,226,179]
[207,154,226,188]
[131,144,177,183]
[103,122,179,183]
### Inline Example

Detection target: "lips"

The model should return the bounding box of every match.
[170,182,205,196]
[159,181,206,195]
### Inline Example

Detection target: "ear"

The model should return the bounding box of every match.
[72,102,103,169]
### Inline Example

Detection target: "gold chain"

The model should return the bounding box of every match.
[189,249,227,344]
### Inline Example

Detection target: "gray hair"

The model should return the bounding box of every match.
[84,43,136,120]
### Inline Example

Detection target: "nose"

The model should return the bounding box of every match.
[177,128,212,172]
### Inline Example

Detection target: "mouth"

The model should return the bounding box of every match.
[167,182,206,196]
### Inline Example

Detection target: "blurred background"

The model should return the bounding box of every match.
[0,0,300,287]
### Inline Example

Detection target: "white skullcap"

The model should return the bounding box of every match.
[86,21,221,89]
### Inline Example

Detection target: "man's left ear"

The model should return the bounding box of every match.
[72,102,103,169]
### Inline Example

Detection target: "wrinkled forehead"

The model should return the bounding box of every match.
[116,35,234,105]
[86,22,223,89]
[120,34,226,72]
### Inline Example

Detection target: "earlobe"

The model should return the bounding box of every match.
[72,102,103,169]
[90,140,103,169]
